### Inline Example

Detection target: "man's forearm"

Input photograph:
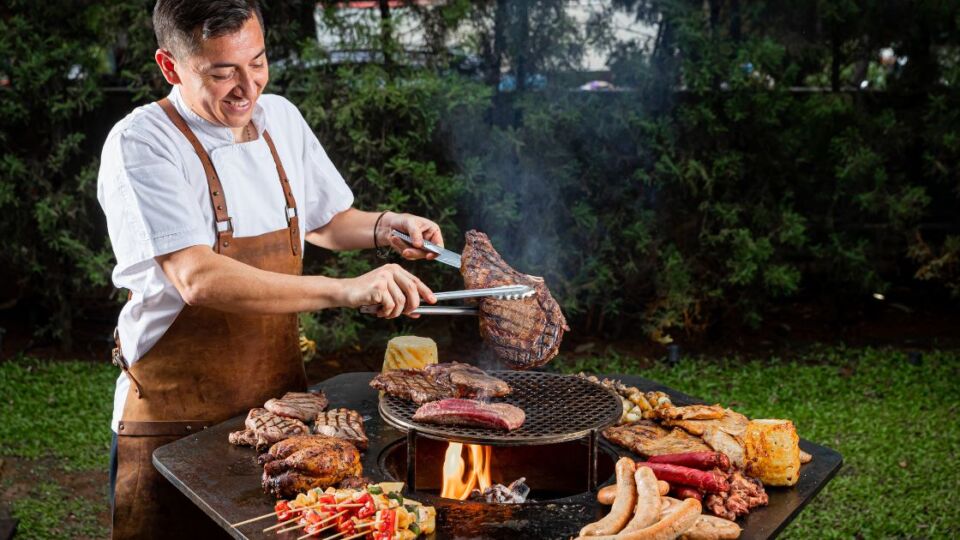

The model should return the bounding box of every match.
[306,208,384,251]
[158,246,347,314]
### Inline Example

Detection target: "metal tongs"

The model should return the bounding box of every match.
[360,284,535,316]
[359,231,535,315]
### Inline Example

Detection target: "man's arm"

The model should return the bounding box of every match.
[157,245,435,318]
[306,208,445,260]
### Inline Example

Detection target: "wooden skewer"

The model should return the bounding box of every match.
[263,503,360,533]
[278,510,348,534]
[231,508,284,527]
[299,519,380,540]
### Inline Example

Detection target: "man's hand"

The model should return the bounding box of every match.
[339,263,437,318]
[379,212,444,260]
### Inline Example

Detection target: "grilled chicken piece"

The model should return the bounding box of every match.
[370,369,456,404]
[261,436,362,498]
[461,230,569,370]
[313,408,368,451]
[425,362,511,398]
[662,408,749,437]
[258,435,327,466]
[264,391,328,421]
[702,427,746,469]
[654,404,726,421]
[603,420,711,457]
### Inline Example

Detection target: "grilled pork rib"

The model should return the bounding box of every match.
[461,230,569,369]
[313,408,368,451]
[412,398,525,431]
[264,391,328,421]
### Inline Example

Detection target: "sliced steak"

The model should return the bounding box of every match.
[603,420,711,457]
[412,398,525,431]
[244,407,310,447]
[370,369,456,404]
[313,408,368,451]
[264,391,328,421]
[424,362,511,398]
[461,230,569,369]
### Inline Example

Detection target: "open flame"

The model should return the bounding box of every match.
[440,442,492,499]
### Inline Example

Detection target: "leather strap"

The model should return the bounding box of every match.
[112,327,143,399]
[117,420,214,437]
[263,130,300,256]
[156,97,233,253]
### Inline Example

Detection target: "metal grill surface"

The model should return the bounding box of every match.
[379,371,622,445]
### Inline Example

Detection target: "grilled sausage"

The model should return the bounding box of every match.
[678,514,742,540]
[648,452,730,471]
[598,480,669,505]
[619,466,661,533]
[642,462,729,493]
[580,458,636,536]
[575,498,702,540]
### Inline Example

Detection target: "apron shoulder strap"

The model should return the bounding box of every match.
[156,97,234,253]
[262,130,300,256]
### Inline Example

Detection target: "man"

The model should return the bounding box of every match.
[96,1,442,537]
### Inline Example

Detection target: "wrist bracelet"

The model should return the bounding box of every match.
[373,211,391,259]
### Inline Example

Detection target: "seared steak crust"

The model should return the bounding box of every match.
[412,398,525,431]
[461,230,569,369]
[313,408,368,451]
[264,391,328,421]
[370,362,512,403]
[424,362,512,398]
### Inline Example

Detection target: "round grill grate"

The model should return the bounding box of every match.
[379,371,622,446]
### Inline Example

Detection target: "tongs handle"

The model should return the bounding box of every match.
[358,305,478,316]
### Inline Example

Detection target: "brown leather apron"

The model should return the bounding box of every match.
[111,97,307,539]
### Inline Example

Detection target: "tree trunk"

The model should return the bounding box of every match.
[516,0,530,92]
[378,0,394,72]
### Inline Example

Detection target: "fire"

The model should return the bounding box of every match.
[440,442,492,499]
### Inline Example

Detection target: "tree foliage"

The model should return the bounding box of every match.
[1,0,957,350]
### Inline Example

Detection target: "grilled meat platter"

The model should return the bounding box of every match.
[370,361,512,404]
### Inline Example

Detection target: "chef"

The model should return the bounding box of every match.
[96,1,442,538]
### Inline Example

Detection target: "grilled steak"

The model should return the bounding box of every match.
[264,391,328,421]
[424,362,511,398]
[261,436,362,498]
[603,420,711,457]
[313,408,368,451]
[412,398,525,431]
[228,429,259,447]
[461,230,569,369]
[244,407,310,448]
[370,369,455,404]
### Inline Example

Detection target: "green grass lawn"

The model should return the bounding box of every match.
[1,347,958,539]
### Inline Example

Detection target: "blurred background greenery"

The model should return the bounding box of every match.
[1,0,958,355]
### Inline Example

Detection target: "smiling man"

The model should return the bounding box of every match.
[97,1,444,538]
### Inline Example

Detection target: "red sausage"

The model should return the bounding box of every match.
[641,462,729,493]
[647,452,731,471]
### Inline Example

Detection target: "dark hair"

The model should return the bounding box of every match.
[153,0,264,58]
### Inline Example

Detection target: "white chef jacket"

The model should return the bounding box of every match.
[97,86,354,432]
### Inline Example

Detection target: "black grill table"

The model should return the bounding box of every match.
[153,371,842,540]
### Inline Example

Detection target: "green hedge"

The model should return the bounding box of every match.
[1,0,957,350]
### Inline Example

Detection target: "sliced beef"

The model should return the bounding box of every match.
[424,362,511,398]
[370,369,455,404]
[264,391,328,421]
[412,398,525,431]
[461,230,569,370]
[313,408,368,451]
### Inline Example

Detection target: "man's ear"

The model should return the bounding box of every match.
[155,48,181,85]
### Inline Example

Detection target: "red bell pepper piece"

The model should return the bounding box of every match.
[274,500,293,521]
[356,493,377,519]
